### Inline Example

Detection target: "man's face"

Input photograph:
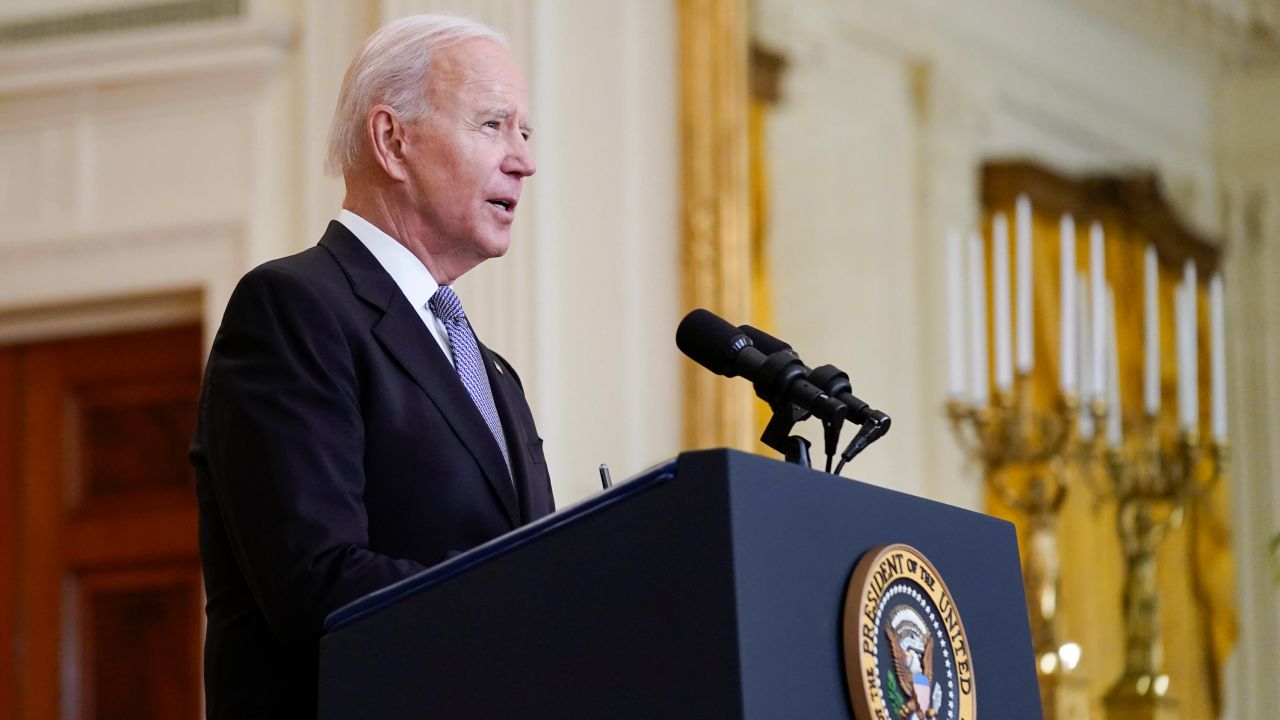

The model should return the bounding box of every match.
[402,39,535,273]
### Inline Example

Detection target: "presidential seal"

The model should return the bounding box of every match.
[842,544,976,720]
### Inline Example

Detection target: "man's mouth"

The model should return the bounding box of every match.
[487,198,516,212]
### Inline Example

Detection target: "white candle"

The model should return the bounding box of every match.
[1059,214,1077,395]
[1016,195,1034,374]
[1210,272,1226,441]
[1179,261,1199,432]
[1090,222,1107,402]
[993,213,1013,391]
[1182,263,1192,430]
[946,228,966,399]
[969,232,989,406]
[1176,284,1188,431]
[1143,245,1160,417]
[1106,285,1123,448]
[1077,273,1093,438]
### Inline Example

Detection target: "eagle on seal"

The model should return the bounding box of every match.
[886,621,941,719]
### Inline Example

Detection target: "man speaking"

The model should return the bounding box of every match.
[189,15,553,718]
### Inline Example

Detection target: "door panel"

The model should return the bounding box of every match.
[7,325,203,720]
[77,380,198,504]
[78,565,202,720]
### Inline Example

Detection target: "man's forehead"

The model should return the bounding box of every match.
[430,39,526,98]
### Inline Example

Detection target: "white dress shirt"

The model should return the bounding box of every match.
[336,209,454,366]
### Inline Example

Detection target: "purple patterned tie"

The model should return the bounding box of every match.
[429,286,512,480]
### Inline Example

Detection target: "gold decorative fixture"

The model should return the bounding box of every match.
[972,162,1236,720]
[948,382,1091,720]
[1097,421,1227,720]
[677,0,756,452]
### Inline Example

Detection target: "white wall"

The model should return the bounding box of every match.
[754,0,1224,505]
[755,2,935,499]
[0,18,292,341]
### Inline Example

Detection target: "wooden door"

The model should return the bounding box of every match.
[2,325,203,720]
[0,347,17,718]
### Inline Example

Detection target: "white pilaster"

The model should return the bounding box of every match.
[1215,66,1280,720]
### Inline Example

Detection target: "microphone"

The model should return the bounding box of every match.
[676,309,847,424]
[737,325,890,429]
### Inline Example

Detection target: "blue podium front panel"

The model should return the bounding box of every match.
[318,450,1041,719]
[700,451,1040,719]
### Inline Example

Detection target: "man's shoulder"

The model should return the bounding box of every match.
[230,238,358,306]
[217,242,361,332]
[245,243,341,285]
[234,222,389,307]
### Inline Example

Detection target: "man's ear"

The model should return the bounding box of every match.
[366,105,411,182]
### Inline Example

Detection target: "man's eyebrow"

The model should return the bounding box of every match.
[478,107,514,121]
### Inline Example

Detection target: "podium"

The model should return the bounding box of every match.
[318,449,1042,719]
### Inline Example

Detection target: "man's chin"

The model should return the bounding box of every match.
[477,232,511,259]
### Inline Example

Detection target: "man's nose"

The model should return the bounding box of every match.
[504,136,536,178]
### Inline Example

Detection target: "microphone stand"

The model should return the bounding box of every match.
[759,401,814,468]
[748,351,890,474]
[753,350,847,469]
[760,401,867,472]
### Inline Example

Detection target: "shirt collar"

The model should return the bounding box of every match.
[337,209,441,311]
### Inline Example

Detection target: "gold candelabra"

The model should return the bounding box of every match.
[1095,414,1227,720]
[947,374,1091,720]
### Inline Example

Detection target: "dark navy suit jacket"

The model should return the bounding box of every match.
[190,222,554,719]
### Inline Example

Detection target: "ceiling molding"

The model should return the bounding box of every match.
[0,0,242,44]
[0,17,291,96]
[1069,0,1280,68]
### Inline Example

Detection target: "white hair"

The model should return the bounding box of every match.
[325,14,507,176]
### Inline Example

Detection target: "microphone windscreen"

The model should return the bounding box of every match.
[738,324,792,355]
[676,308,752,377]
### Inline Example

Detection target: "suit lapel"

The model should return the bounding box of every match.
[318,223,520,527]
[479,344,532,522]
[481,343,556,523]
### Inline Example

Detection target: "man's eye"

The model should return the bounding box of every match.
[482,120,500,130]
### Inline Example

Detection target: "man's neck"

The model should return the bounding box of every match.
[341,191,454,285]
